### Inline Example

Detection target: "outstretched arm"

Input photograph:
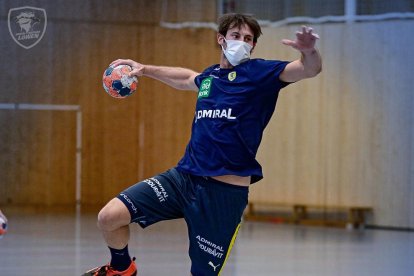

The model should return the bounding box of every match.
[110,59,199,92]
[280,26,322,83]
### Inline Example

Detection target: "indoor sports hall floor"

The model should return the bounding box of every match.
[0,207,413,276]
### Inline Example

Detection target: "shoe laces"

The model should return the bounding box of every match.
[92,265,110,276]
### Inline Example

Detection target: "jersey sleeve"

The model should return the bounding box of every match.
[251,59,291,90]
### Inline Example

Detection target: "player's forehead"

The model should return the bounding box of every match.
[226,23,254,37]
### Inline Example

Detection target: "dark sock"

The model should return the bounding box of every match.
[109,245,132,271]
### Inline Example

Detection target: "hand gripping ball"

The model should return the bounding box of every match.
[102,65,138,98]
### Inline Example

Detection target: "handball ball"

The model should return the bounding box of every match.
[102,65,138,98]
[0,217,7,238]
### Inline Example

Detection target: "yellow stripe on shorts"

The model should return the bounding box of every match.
[218,222,242,275]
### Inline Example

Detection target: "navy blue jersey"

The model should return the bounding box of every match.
[176,58,290,183]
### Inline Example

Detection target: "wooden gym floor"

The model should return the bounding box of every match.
[0,207,413,276]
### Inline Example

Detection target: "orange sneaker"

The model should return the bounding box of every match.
[82,258,137,276]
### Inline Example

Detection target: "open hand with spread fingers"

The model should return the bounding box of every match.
[282,26,320,53]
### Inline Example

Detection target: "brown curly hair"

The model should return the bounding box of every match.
[217,13,262,43]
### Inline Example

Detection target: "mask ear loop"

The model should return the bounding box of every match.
[219,34,227,48]
[220,37,228,54]
[219,37,227,50]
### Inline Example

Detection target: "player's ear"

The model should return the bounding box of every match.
[251,42,256,53]
[217,33,225,46]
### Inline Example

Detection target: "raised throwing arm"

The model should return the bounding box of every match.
[110,59,199,92]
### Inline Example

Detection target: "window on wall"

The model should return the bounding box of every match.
[221,0,345,21]
[159,0,414,30]
[357,0,414,15]
[220,0,414,25]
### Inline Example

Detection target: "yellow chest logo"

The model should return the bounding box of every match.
[228,71,236,81]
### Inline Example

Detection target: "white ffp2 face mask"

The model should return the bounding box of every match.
[221,39,253,66]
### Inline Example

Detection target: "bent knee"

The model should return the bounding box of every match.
[97,198,131,231]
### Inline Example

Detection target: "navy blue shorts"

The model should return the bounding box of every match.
[117,167,249,276]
